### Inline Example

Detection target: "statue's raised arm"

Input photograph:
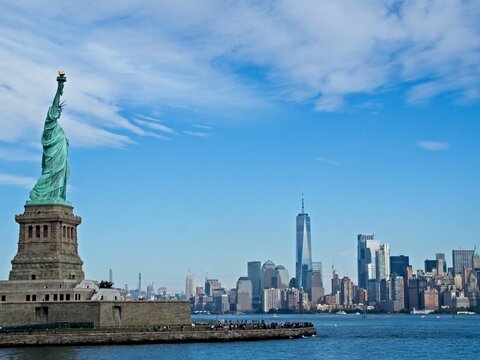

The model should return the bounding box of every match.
[53,72,65,103]
[28,71,71,205]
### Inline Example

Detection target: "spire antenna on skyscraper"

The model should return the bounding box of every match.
[301,192,305,214]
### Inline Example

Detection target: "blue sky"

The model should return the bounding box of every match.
[1,1,480,293]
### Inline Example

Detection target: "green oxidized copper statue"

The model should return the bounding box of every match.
[28,71,70,205]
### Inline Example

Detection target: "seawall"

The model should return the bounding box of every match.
[0,327,316,347]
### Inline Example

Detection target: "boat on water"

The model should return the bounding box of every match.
[410,308,434,315]
[336,311,347,315]
[456,311,476,315]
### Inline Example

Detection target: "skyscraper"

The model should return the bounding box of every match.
[236,277,253,312]
[340,276,353,307]
[390,255,410,277]
[296,193,312,289]
[185,271,195,300]
[452,250,474,274]
[376,244,391,281]
[436,253,447,273]
[205,278,221,296]
[247,261,262,312]
[331,266,341,294]
[424,259,437,273]
[357,234,380,289]
[307,261,324,303]
[138,272,142,293]
[262,260,277,289]
[274,265,290,289]
[376,243,390,302]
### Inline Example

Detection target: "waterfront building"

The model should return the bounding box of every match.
[213,293,230,313]
[340,277,353,307]
[442,286,456,307]
[299,288,310,311]
[354,287,368,304]
[323,293,339,305]
[367,279,377,305]
[390,275,405,311]
[263,288,281,312]
[247,261,262,311]
[274,265,290,289]
[357,234,380,289]
[423,287,439,310]
[454,292,470,309]
[236,277,253,312]
[452,250,474,274]
[407,278,420,310]
[282,288,300,311]
[390,255,410,278]
[296,194,312,290]
[464,268,478,306]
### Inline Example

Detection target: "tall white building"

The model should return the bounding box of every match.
[185,272,195,300]
[263,288,281,312]
[376,243,391,281]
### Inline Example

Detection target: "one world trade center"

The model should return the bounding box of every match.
[296,193,312,289]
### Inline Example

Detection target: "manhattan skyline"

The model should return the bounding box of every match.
[0,2,480,293]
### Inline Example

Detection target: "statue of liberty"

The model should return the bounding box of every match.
[28,71,70,205]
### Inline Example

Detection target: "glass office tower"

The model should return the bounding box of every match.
[296,194,312,289]
[247,261,262,311]
[357,234,380,289]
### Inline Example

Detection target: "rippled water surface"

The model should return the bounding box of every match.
[1,314,479,359]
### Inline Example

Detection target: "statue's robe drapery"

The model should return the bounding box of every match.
[29,105,69,201]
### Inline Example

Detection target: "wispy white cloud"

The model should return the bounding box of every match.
[0,147,38,162]
[316,157,339,166]
[184,131,210,138]
[0,0,479,150]
[0,173,36,189]
[193,125,213,130]
[417,141,450,151]
[133,118,177,135]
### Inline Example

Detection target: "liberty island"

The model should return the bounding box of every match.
[0,73,314,346]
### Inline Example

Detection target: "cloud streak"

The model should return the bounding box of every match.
[417,141,450,151]
[0,0,479,152]
[316,157,339,166]
[0,173,36,189]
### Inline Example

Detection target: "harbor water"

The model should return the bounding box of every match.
[1,313,479,360]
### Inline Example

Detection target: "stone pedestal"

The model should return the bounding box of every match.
[9,204,84,281]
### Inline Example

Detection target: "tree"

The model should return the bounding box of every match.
[98,280,114,289]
